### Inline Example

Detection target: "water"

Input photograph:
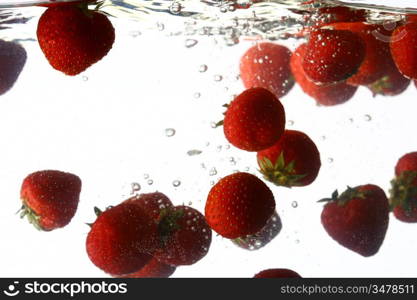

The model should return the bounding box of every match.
[1,0,417,278]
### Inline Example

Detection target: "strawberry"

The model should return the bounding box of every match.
[290,43,357,106]
[368,53,410,97]
[205,172,275,239]
[389,152,417,222]
[86,202,158,275]
[320,185,389,257]
[19,170,81,231]
[118,257,176,278]
[302,29,365,84]
[153,205,212,266]
[390,22,417,80]
[0,40,27,96]
[36,4,115,76]
[232,211,282,251]
[254,268,301,278]
[239,43,294,98]
[125,192,173,221]
[322,22,388,86]
[317,6,367,24]
[223,87,286,152]
[257,130,321,187]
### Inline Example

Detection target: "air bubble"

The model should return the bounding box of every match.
[287,120,294,126]
[172,180,181,187]
[144,174,149,179]
[169,2,182,14]
[364,114,372,121]
[156,22,165,31]
[291,201,298,208]
[209,167,218,176]
[199,64,208,73]
[82,76,88,81]
[214,75,223,82]
[185,39,198,48]
[187,149,202,156]
[130,183,141,195]
[165,128,176,137]
[147,179,154,185]
[327,158,334,163]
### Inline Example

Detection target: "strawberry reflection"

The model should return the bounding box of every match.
[0,40,26,96]
[232,210,282,251]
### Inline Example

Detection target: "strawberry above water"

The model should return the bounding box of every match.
[86,202,158,275]
[239,43,294,98]
[254,268,301,278]
[290,43,357,106]
[389,152,417,222]
[36,4,115,76]
[154,205,212,266]
[20,170,82,231]
[257,130,321,187]
[320,185,389,257]
[390,22,417,80]
[205,172,275,239]
[302,29,365,84]
[223,87,286,152]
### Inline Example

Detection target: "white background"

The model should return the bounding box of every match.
[0,2,417,277]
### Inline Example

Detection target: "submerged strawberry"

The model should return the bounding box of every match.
[320,185,389,257]
[37,3,115,75]
[223,87,286,152]
[20,170,81,231]
[0,40,27,96]
[86,202,158,275]
[257,130,321,187]
[205,172,275,239]
[239,42,294,98]
[389,152,417,222]
[118,257,176,278]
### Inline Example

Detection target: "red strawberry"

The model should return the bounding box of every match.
[368,54,410,97]
[390,22,417,79]
[20,170,81,231]
[389,152,417,222]
[232,211,282,251]
[0,40,27,96]
[322,22,388,86]
[125,192,173,221]
[239,43,294,98]
[36,4,115,76]
[320,185,389,257]
[205,172,275,239]
[223,87,286,152]
[257,130,321,187]
[119,257,176,278]
[302,29,365,84]
[86,202,158,275]
[254,268,301,278]
[153,205,212,266]
[290,44,357,106]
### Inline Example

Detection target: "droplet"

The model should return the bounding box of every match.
[229,157,236,166]
[209,167,217,176]
[210,122,217,128]
[172,180,181,187]
[327,158,334,163]
[213,75,223,82]
[82,76,88,81]
[287,120,294,126]
[143,174,149,179]
[188,201,193,205]
[130,182,141,195]
[165,128,176,137]
[187,149,202,156]
[291,201,298,208]
[185,39,198,48]
[364,114,372,121]
[147,179,154,185]
[199,64,208,73]
[193,92,201,99]
[224,144,231,150]
[210,181,215,186]
[169,2,182,14]
[321,135,326,141]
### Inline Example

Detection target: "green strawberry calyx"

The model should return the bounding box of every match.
[258,152,306,187]
[18,201,42,231]
[318,186,367,206]
[389,171,417,212]
[158,208,185,246]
